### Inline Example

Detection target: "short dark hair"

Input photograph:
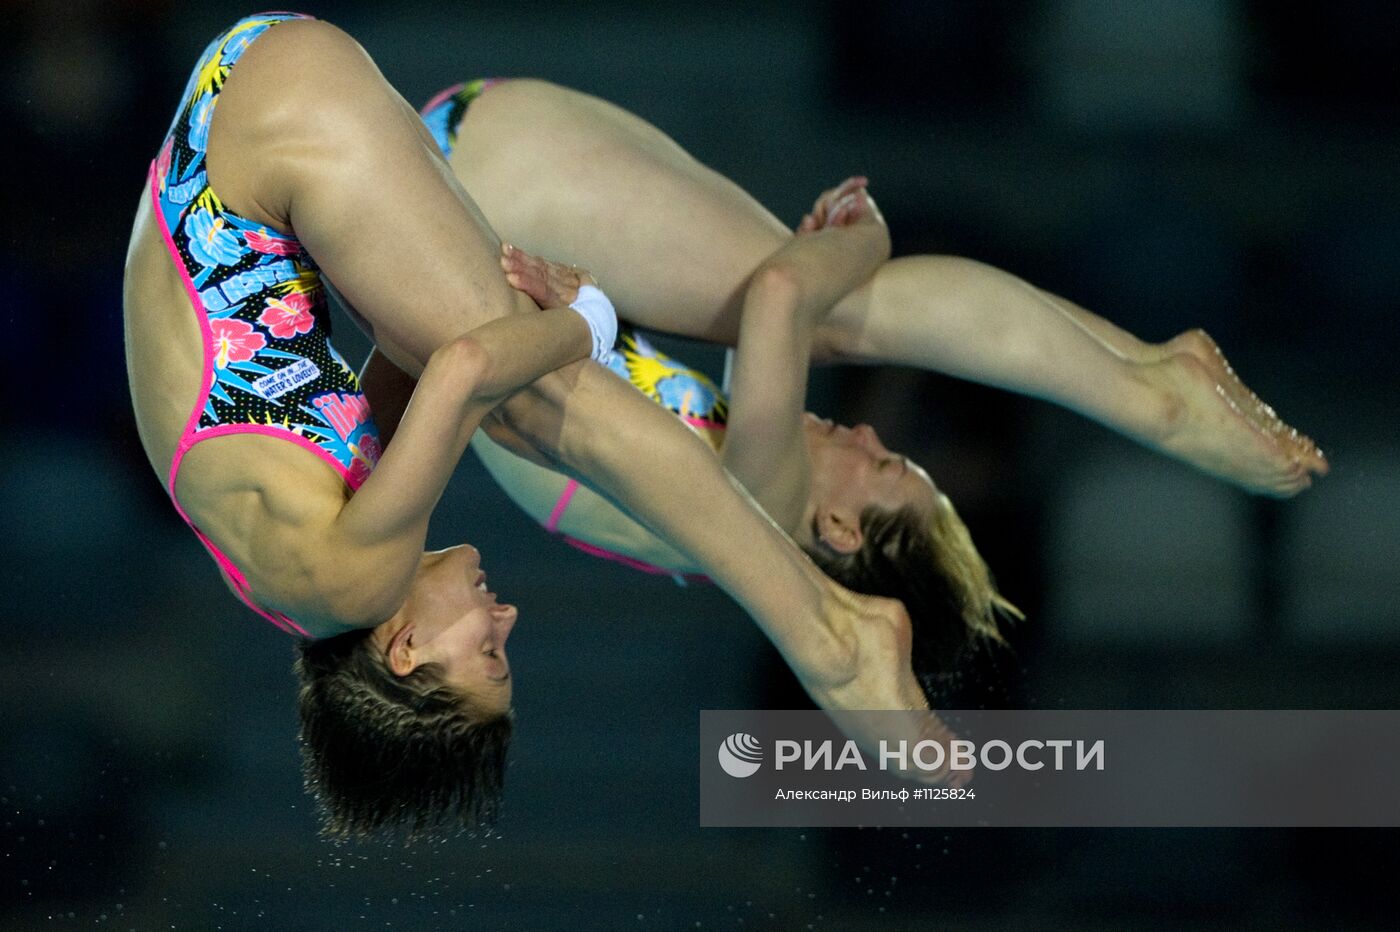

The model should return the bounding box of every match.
[804,501,1022,700]
[294,629,512,841]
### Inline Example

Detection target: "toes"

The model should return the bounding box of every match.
[1264,471,1311,499]
[1286,431,1328,474]
[1276,461,1315,496]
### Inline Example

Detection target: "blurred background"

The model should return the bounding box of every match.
[3,0,1398,928]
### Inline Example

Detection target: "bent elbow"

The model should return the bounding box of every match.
[748,261,804,311]
[426,335,494,401]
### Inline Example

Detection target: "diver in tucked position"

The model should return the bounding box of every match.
[125,13,951,839]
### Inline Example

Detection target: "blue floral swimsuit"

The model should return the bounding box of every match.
[150,13,381,635]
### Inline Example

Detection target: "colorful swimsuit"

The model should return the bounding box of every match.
[422,82,723,583]
[151,13,381,635]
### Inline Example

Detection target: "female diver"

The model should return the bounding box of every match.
[124,13,946,839]
[473,176,1021,695]
[371,80,1328,693]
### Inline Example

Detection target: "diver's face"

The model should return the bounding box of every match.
[803,413,940,519]
[400,545,516,713]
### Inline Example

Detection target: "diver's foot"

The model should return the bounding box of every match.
[1161,329,1327,474]
[806,586,972,787]
[1145,348,1324,498]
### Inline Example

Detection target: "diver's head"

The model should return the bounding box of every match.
[800,413,939,543]
[294,544,516,840]
[376,544,516,713]
[798,413,1022,691]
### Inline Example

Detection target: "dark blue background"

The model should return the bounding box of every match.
[3,1,1397,928]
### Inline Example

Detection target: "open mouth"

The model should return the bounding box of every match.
[475,572,489,593]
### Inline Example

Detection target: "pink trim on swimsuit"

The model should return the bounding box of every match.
[544,480,580,533]
[421,82,466,114]
[146,14,383,637]
[680,415,725,431]
[542,479,709,585]
[149,163,311,637]
[419,78,505,118]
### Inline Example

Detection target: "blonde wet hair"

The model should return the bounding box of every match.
[805,496,1022,694]
[926,494,1024,647]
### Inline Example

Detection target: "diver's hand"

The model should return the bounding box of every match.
[501,243,616,361]
[500,242,596,308]
[797,176,886,234]
[798,584,973,788]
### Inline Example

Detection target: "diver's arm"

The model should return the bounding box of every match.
[722,180,890,531]
[718,267,816,532]
[337,307,591,545]
[358,344,633,548]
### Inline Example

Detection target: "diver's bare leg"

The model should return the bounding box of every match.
[826,256,1324,496]
[452,80,1324,495]
[451,80,787,336]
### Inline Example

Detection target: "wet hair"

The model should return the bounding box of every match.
[294,629,511,841]
[804,500,1023,698]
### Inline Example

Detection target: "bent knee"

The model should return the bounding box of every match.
[228,18,396,132]
[245,17,371,75]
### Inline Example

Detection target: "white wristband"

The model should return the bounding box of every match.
[569,284,618,362]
